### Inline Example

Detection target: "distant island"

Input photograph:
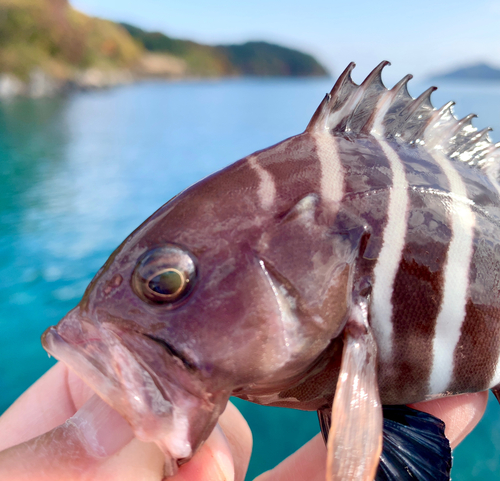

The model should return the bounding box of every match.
[0,0,328,99]
[430,63,500,82]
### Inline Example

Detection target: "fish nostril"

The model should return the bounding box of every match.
[103,274,123,295]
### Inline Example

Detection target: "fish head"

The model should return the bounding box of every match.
[42,152,353,465]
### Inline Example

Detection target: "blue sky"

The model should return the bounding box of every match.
[72,0,500,84]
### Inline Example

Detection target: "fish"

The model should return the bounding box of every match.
[42,60,500,480]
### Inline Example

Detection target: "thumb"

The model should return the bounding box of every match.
[0,394,163,480]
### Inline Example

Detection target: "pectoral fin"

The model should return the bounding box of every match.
[325,302,383,481]
[320,305,451,481]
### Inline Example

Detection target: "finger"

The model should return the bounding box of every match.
[0,362,94,451]
[410,391,488,448]
[0,394,139,480]
[254,433,326,481]
[171,401,252,481]
[218,401,253,481]
[172,425,234,481]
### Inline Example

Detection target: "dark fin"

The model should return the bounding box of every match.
[491,386,500,404]
[317,407,330,444]
[318,404,452,481]
[306,61,500,174]
[375,405,451,481]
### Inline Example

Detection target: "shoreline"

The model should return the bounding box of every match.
[0,66,331,100]
[3,65,498,101]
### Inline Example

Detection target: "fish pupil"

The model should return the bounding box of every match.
[148,269,184,297]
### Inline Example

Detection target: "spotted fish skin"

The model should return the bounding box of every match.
[42,62,500,472]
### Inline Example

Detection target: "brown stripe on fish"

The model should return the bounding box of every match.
[446,158,500,393]
[450,301,500,393]
[254,132,324,213]
[376,143,452,403]
[449,221,500,393]
[381,189,451,404]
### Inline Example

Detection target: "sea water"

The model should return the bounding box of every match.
[1,76,499,479]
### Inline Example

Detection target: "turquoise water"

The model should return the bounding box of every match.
[1,77,500,479]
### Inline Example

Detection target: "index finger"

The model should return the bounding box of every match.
[410,391,488,449]
[0,362,95,451]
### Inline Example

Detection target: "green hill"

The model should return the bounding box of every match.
[120,23,230,77]
[121,23,328,77]
[0,0,141,80]
[219,41,327,77]
[0,0,328,96]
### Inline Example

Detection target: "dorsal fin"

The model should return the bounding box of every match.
[306,61,500,174]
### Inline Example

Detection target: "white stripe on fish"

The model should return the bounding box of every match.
[428,152,475,394]
[313,131,345,206]
[370,140,409,363]
[248,155,277,210]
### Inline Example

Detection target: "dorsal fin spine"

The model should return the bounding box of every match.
[404,87,435,119]
[453,128,494,163]
[306,63,356,132]
[346,61,390,134]
[424,102,458,149]
[391,74,413,104]
[361,61,390,88]
[329,86,364,131]
[306,61,499,174]
[413,86,437,109]
[425,101,455,133]
[401,87,438,143]
[455,114,477,134]
[477,127,493,138]
[391,74,413,95]
[306,93,331,131]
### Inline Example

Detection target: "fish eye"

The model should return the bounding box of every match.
[132,245,197,305]
[148,268,185,297]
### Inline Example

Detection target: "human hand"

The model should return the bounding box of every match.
[254,392,488,481]
[0,362,487,481]
[0,362,252,481]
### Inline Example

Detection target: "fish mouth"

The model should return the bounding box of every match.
[41,308,224,467]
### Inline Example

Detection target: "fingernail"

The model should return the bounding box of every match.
[70,394,134,457]
[208,425,234,481]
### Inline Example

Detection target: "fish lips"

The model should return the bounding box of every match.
[42,308,228,468]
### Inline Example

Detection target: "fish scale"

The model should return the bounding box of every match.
[43,61,500,480]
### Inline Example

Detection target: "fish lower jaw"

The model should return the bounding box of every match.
[41,326,193,462]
